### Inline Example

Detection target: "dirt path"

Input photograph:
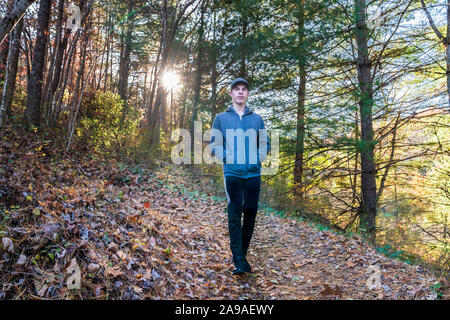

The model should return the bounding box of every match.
[139,176,440,300]
[0,127,442,299]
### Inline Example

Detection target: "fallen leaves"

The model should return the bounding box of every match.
[320,284,343,298]
[104,265,123,278]
[293,258,316,268]
[116,250,127,261]
[34,280,48,297]
[16,254,27,265]
[88,263,100,272]
[127,214,142,225]
[66,258,81,290]
[2,237,14,252]
[0,125,442,300]
[149,236,156,247]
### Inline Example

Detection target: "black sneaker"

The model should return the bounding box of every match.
[243,258,251,273]
[232,268,246,275]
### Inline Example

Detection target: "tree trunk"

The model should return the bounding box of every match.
[0,35,10,83]
[210,51,218,127]
[0,3,22,128]
[293,0,306,200]
[209,2,218,127]
[67,31,89,151]
[145,33,162,126]
[118,4,134,122]
[149,80,166,147]
[447,0,450,106]
[0,13,23,127]
[26,0,51,127]
[179,86,188,129]
[240,15,248,78]
[102,7,111,90]
[0,0,15,85]
[190,2,206,150]
[50,30,79,127]
[354,0,377,243]
[49,0,90,127]
[148,3,171,148]
[0,0,36,45]
[23,27,31,79]
[43,0,68,124]
[352,98,359,207]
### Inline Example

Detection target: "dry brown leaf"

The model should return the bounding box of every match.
[149,236,156,247]
[320,284,343,297]
[346,260,357,268]
[105,266,123,277]
[116,250,127,260]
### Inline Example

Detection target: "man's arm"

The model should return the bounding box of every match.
[210,115,225,164]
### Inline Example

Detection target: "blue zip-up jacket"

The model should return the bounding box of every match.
[210,106,270,179]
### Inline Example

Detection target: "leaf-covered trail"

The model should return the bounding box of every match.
[0,124,443,299]
[137,171,440,300]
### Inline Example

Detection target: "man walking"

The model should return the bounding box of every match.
[210,78,270,275]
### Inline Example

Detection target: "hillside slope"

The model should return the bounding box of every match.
[0,124,445,299]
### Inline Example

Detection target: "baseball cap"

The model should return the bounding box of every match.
[231,77,249,90]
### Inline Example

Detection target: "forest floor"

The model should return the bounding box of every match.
[0,123,448,300]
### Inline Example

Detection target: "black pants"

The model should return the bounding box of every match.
[224,175,261,265]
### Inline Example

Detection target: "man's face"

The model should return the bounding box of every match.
[229,84,250,105]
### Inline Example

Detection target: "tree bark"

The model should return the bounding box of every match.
[240,14,248,78]
[26,0,51,127]
[293,0,306,200]
[209,1,218,127]
[0,36,10,84]
[67,30,89,151]
[118,3,134,122]
[44,0,70,125]
[190,2,206,150]
[354,0,377,243]
[102,6,112,90]
[145,32,163,126]
[0,0,36,45]
[447,0,449,107]
[210,50,218,127]
[0,0,15,86]
[0,3,22,128]
[148,1,172,147]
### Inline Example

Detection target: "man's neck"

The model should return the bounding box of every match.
[232,103,245,115]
